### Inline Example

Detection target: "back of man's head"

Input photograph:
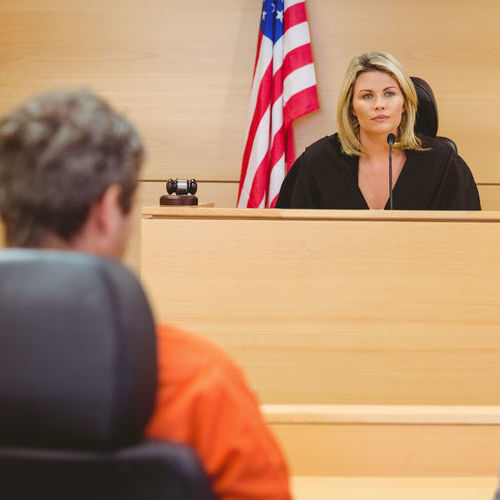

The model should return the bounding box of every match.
[0,89,144,248]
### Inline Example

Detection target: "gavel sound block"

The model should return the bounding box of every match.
[160,178,198,206]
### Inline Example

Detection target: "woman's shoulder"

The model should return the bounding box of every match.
[304,133,341,154]
[413,133,457,159]
[300,133,346,167]
[409,134,476,181]
[291,133,357,180]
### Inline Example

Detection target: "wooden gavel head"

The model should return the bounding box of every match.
[160,178,198,206]
[166,178,197,196]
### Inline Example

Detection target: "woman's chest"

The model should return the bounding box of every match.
[358,154,406,209]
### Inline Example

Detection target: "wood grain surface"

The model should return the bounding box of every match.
[141,208,500,405]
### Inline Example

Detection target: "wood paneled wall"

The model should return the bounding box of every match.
[1,0,499,271]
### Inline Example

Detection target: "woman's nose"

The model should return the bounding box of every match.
[374,96,385,109]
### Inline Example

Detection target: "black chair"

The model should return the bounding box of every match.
[0,249,214,500]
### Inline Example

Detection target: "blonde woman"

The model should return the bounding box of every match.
[276,51,480,210]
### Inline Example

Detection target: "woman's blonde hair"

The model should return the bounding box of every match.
[337,51,424,156]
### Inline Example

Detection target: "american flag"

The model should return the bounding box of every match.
[237,0,319,208]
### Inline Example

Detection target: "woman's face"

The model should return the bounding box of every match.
[351,70,405,140]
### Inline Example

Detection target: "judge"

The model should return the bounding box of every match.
[276,51,481,210]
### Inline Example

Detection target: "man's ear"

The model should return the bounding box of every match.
[67,184,129,259]
[89,184,123,237]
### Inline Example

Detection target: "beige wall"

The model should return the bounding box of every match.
[0,0,499,270]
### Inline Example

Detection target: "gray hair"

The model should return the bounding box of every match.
[0,89,144,246]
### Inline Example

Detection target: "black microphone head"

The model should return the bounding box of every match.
[387,133,396,146]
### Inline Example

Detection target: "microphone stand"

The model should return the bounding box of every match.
[387,134,395,210]
[388,143,393,210]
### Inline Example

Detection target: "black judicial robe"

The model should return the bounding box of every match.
[276,133,481,210]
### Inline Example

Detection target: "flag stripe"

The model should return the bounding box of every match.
[268,152,286,205]
[246,36,273,133]
[284,22,311,57]
[283,43,314,80]
[246,119,285,208]
[239,105,271,205]
[284,85,319,125]
[284,3,307,28]
[283,63,317,105]
[285,0,306,10]
[247,153,270,207]
[252,31,264,79]
[272,36,284,76]
[238,60,273,198]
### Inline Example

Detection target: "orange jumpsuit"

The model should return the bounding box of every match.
[145,323,292,500]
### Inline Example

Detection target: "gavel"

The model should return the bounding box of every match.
[160,178,198,206]
[166,178,197,196]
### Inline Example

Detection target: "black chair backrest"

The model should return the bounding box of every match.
[0,249,214,500]
[410,76,458,153]
[410,76,439,137]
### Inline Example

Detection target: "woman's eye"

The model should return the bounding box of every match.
[385,91,395,97]
[361,93,373,99]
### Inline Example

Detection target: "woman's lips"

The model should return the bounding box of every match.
[372,115,389,121]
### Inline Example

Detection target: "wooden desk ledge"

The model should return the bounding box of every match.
[262,404,500,425]
[142,206,497,222]
[262,405,500,477]
[290,476,498,500]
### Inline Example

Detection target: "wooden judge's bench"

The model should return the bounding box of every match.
[141,207,500,499]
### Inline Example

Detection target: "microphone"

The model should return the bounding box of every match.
[387,133,395,210]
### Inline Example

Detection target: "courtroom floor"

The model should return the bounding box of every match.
[290,476,498,500]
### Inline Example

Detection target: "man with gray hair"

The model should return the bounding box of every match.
[0,89,292,500]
